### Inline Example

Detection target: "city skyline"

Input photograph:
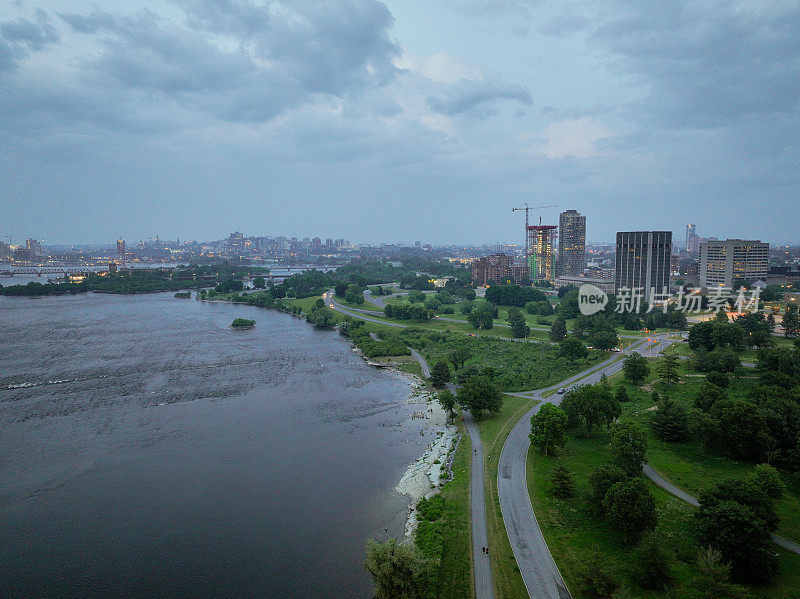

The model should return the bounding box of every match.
[2,1,799,245]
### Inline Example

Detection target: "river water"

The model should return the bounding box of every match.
[0,293,430,598]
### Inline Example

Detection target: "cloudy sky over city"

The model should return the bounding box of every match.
[2,0,799,245]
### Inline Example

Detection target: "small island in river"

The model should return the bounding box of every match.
[231,318,255,329]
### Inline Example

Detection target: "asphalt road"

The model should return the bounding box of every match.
[497,336,662,599]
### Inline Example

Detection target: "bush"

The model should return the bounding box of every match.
[575,549,618,598]
[614,385,629,403]
[550,464,575,498]
[632,531,672,590]
[559,336,588,359]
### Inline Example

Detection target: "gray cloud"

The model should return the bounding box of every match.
[59,1,399,123]
[593,0,800,127]
[0,10,58,71]
[428,79,532,116]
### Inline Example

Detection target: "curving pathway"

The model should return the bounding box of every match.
[643,464,800,555]
[408,349,494,599]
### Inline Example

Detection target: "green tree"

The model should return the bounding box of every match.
[658,354,680,385]
[430,360,451,388]
[549,318,567,342]
[364,538,434,599]
[695,478,779,583]
[252,276,266,289]
[622,352,649,383]
[408,289,425,303]
[632,531,672,590]
[783,304,800,338]
[550,464,575,498]
[457,375,502,419]
[588,464,627,512]
[559,336,588,359]
[507,307,530,338]
[561,384,620,434]
[709,400,770,461]
[437,390,457,422]
[610,421,648,476]
[650,396,689,442]
[748,463,786,499]
[468,303,495,329]
[602,478,658,544]
[448,348,471,372]
[530,403,568,456]
[690,546,751,599]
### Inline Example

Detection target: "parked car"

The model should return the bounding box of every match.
[557,388,566,394]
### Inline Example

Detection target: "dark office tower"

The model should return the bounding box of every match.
[117,239,126,256]
[614,231,672,302]
[557,210,586,276]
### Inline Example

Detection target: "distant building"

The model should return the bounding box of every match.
[686,224,699,253]
[117,239,126,257]
[26,238,43,260]
[471,253,513,286]
[614,231,672,301]
[557,210,586,277]
[699,239,769,288]
[527,225,557,283]
[555,275,615,294]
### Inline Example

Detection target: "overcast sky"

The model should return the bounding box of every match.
[2,0,798,245]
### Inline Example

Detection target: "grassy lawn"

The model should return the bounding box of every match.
[419,335,604,393]
[476,394,542,599]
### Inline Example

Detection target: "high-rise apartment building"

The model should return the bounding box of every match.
[116,239,126,256]
[471,253,513,286]
[615,231,672,301]
[699,239,769,288]
[527,225,557,283]
[557,210,586,277]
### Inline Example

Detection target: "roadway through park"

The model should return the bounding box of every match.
[324,294,798,596]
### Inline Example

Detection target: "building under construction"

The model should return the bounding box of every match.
[527,225,557,283]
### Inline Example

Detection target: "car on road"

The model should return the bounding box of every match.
[557,388,566,394]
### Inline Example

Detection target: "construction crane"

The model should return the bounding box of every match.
[512,203,557,259]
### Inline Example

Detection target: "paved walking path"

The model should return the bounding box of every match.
[643,464,800,555]
[408,349,495,599]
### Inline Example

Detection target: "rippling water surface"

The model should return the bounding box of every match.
[0,293,429,598]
